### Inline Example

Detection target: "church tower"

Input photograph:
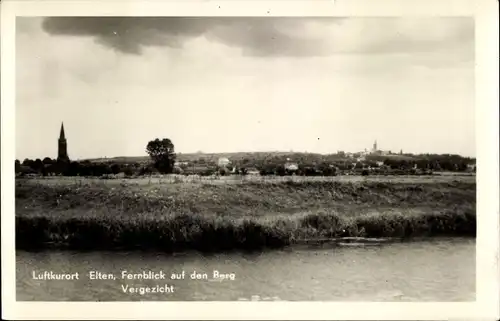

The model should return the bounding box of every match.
[57,122,70,162]
[373,140,378,152]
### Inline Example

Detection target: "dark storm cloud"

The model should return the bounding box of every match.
[41,17,337,56]
[41,17,474,57]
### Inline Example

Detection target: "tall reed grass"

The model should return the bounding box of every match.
[15,177,476,252]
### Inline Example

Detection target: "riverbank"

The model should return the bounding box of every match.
[15,176,476,251]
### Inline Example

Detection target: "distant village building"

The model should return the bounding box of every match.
[360,148,370,156]
[173,161,188,174]
[368,139,392,156]
[285,158,299,172]
[57,122,70,163]
[246,167,260,175]
[218,157,231,168]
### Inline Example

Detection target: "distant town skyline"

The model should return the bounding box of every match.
[16,17,475,160]
[18,121,474,161]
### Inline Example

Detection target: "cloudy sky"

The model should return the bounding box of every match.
[16,17,475,160]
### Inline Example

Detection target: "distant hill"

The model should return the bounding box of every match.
[84,156,151,164]
[83,151,474,165]
[365,154,418,161]
[84,151,322,164]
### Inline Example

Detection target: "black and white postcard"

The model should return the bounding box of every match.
[2,0,499,320]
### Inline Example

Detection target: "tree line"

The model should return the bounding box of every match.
[15,138,475,177]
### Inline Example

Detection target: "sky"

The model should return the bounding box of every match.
[16,17,475,160]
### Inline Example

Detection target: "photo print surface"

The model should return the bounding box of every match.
[15,16,476,302]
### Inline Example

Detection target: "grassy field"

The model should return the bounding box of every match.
[20,173,476,186]
[15,175,476,252]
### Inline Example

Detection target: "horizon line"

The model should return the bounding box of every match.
[16,150,477,161]
[16,149,477,162]
[76,150,476,161]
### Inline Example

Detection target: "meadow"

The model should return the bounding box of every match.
[20,171,475,185]
[15,175,476,252]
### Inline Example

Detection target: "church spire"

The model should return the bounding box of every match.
[59,122,66,140]
[57,122,69,162]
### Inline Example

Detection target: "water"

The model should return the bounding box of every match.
[16,238,475,301]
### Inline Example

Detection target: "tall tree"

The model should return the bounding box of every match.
[33,159,44,172]
[146,138,176,174]
[42,157,53,165]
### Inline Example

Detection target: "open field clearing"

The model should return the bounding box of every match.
[17,173,476,187]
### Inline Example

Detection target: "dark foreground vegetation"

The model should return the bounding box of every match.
[16,177,476,252]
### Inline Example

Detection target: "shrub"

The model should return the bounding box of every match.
[123,167,134,177]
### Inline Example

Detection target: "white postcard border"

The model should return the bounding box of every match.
[2,0,498,320]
